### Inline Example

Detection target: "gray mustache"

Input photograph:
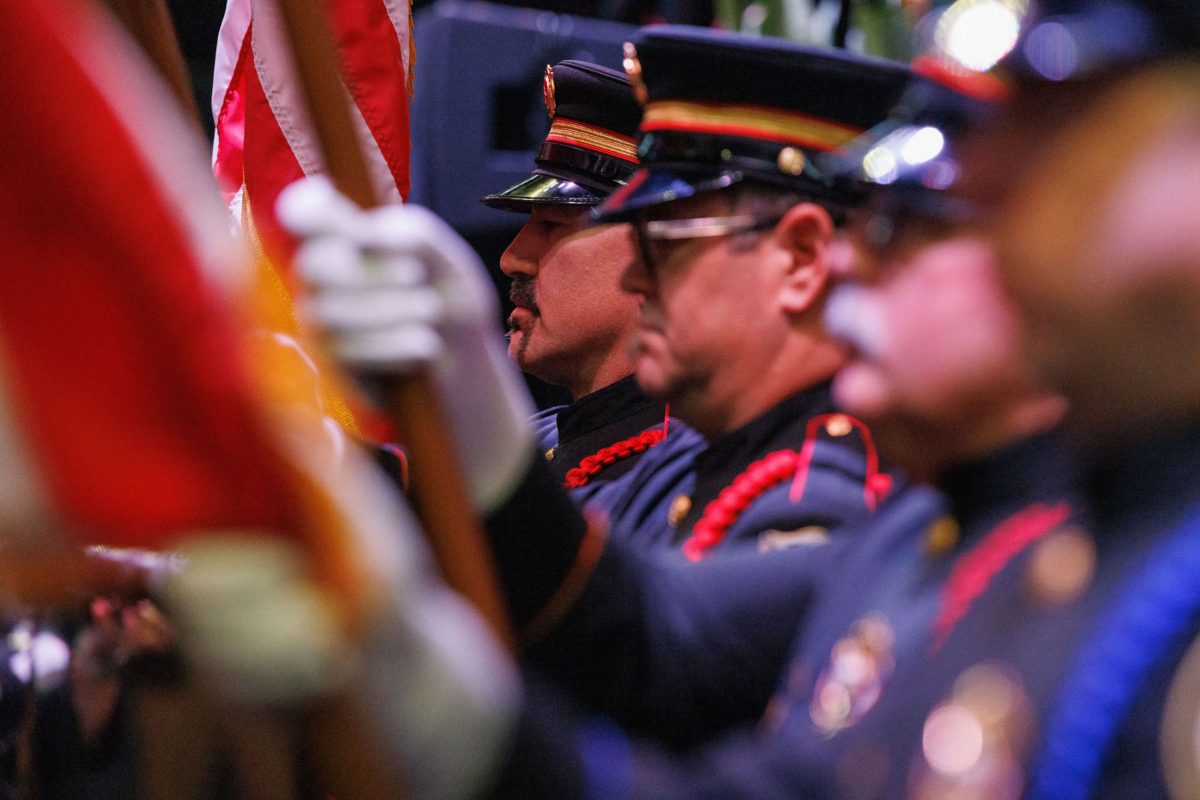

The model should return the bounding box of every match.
[508,278,537,314]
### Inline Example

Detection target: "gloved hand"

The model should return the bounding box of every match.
[277,177,535,513]
[162,515,520,800]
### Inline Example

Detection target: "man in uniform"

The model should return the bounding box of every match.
[543,3,1200,796]
[289,28,913,559]
[477,60,1097,798]
[283,24,1106,799]
[482,60,703,507]
[948,1,1200,796]
[592,26,912,556]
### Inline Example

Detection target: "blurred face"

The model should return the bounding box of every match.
[499,204,640,396]
[824,209,1044,476]
[619,192,790,432]
[964,67,1200,436]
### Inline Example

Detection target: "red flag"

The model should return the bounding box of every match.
[212,0,414,263]
[0,0,358,573]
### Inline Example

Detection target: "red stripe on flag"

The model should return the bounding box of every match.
[242,54,306,264]
[327,0,412,201]
[213,20,253,202]
[0,0,303,547]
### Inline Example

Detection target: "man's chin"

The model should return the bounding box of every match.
[632,357,676,402]
[832,362,895,420]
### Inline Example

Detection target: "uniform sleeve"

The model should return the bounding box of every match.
[524,542,831,746]
[485,676,838,800]
[484,453,594,630]
[485,457,831,747]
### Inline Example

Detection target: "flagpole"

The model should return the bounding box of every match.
[98,0,204,131]
[273,0,516,654]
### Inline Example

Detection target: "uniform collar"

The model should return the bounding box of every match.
[1086,415,1200,531]
[694,382,837,480]
[555,375,661,444]
[936,426,1083,528]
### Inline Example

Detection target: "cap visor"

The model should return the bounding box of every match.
[594,168,744,222]
[481,174,603,212]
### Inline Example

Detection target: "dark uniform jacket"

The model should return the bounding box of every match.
[487,426,1200,800]
[606,382,898,558]
[529,375,702,514]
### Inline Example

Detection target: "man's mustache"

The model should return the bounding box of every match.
[509,278,538,314]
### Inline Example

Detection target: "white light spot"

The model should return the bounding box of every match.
[863,146,899,185]
[900,127,947,166]
[937,0,1024,72]
[9,631,70,687]
[923,703,985,775]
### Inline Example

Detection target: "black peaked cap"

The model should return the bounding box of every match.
[481,60,642,212]
[596,25,911,222]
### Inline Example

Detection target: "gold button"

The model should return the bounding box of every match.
[924,516,961,557]
[544,448,556,461]
[825,414,853,437]
[1026,527,1096,606]
[777,146,806,176]
[668,494,692,527]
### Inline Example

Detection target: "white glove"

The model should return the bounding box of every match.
[162,518,520,800]
[277,177,535,513]
[159,533,354,705]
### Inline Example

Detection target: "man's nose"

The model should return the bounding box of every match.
[499,223,539,278]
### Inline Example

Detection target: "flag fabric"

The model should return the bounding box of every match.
[211,0,414,263]
[211,0,415,443]
[0,0,382,611]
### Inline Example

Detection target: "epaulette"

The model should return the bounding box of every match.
[682,413,889,562]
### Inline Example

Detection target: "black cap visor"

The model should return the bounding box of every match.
[825,120,983,226]
[480,173,605,213]
[594,167,744,223]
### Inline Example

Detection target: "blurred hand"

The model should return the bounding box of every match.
[69,597,175,745]
[278,177,535,512]
[163,528,520,800]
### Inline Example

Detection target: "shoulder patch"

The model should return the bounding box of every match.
[757,525,830,553]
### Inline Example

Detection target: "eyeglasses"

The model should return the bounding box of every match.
[633,215,782,274]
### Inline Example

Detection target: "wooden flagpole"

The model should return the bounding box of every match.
[273,0,516,654]
[99,0,204,131]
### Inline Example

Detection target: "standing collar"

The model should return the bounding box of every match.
[936,426,1084,529]
[1085,416,1200,531]
[695,382,837,477]
[555,375,661,444]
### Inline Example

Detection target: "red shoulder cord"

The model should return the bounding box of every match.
[930,501,1072,652]
[682,413,892,562]
[563,406,670,489]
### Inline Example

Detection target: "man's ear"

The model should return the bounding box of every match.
[774,202,834,315]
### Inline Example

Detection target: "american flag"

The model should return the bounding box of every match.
[211,0,414,263]
[211,0,414,442]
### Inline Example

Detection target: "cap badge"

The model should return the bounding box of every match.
[622,42,648,105]
[543,64,556,119]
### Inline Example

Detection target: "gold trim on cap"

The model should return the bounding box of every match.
[547,117,639,163]
[641,100,863,152]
